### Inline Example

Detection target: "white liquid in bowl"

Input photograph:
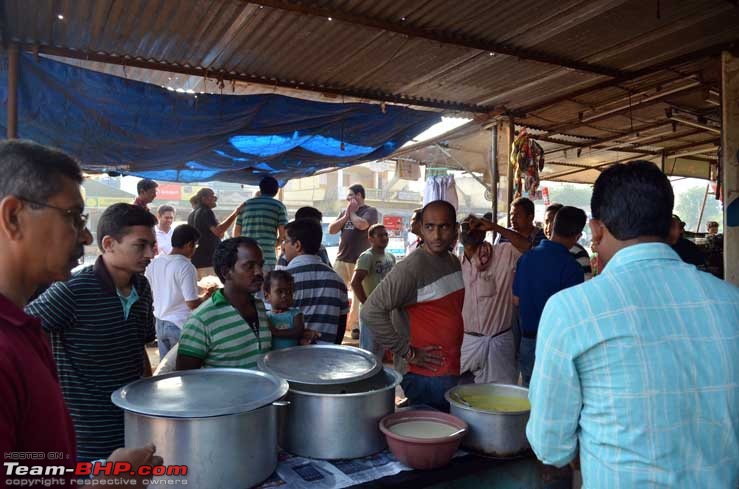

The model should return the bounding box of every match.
[389,420,459,438]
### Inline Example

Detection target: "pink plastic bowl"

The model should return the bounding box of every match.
[379,410,468,470]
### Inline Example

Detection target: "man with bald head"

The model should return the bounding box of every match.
[362,200,464,411]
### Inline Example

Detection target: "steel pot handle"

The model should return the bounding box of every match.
[272,400,290,408]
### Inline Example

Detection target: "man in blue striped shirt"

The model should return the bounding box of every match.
[26,203,158,461]
[283,218,349,344]
[527,160,739,487]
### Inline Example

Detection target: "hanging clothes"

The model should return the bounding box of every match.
[423,175,459,210]
[510,128,545,198]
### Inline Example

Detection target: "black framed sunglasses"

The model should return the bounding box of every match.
[19,197,89,231]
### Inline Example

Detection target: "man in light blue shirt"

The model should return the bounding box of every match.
[527,160,739,488]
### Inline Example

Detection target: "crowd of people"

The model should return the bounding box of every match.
[2,139,738,488]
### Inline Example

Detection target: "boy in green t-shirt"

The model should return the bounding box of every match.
[351,224,396,358]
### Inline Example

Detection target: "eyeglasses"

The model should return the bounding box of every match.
[19,197,89,231]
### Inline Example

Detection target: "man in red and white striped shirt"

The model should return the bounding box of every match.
[362,200,463,411]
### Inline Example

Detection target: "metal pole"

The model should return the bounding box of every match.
[6,44,19,139]
[490,124,499,238]
[506,118,515,228]
[660,150,667,174]
[695,183,710,233]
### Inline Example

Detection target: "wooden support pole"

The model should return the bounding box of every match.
[6,44,19,139]
[695,183,710,233]
[660,151,667,174]
[496,118,515,227]
[721,50,739,285]
[490,124,499,230]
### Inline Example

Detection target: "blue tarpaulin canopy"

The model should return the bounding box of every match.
[0,53,440,184]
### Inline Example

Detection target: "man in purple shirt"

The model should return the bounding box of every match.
[0,140,160,488]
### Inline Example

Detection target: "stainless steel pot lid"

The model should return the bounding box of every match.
[257,345,382,386]
[111,368,289,418]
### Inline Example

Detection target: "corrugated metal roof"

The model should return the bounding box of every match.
[3,0,733,182]
[6,0,738,113]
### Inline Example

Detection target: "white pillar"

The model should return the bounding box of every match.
[721,51,739,285]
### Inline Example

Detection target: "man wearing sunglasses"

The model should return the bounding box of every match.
[0,140,161,487]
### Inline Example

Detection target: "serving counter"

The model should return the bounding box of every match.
[255,449,572,489]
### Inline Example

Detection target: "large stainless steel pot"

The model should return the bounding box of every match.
[281,367,402,459]
[258,344,383,388]
[445,383,530,458]
[112,368,288,489]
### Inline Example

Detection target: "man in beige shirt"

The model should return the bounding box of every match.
[460,215,530,384]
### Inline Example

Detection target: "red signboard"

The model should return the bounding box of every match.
[157,183,182,201]
[383,215,403,233]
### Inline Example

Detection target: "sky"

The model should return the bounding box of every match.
[402,116,471,147]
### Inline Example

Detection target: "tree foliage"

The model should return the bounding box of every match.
[673,183,723,233]
[543,180,723,233]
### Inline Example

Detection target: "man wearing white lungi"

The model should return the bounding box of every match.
[459,215,530,384]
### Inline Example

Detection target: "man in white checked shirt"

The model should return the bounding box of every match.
[526,160,739,488]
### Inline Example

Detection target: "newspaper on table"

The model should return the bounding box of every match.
[256,450,412,489]
[257,449,466,489]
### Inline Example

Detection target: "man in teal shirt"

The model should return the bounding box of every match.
[527,160,739,488]
[234,176,287,273]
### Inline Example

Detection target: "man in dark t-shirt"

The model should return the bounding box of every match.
[545,203,593,279]
[496,197,545,248]
[187,188,242,278]
[328,184,379,339]
[668,215,705,267]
